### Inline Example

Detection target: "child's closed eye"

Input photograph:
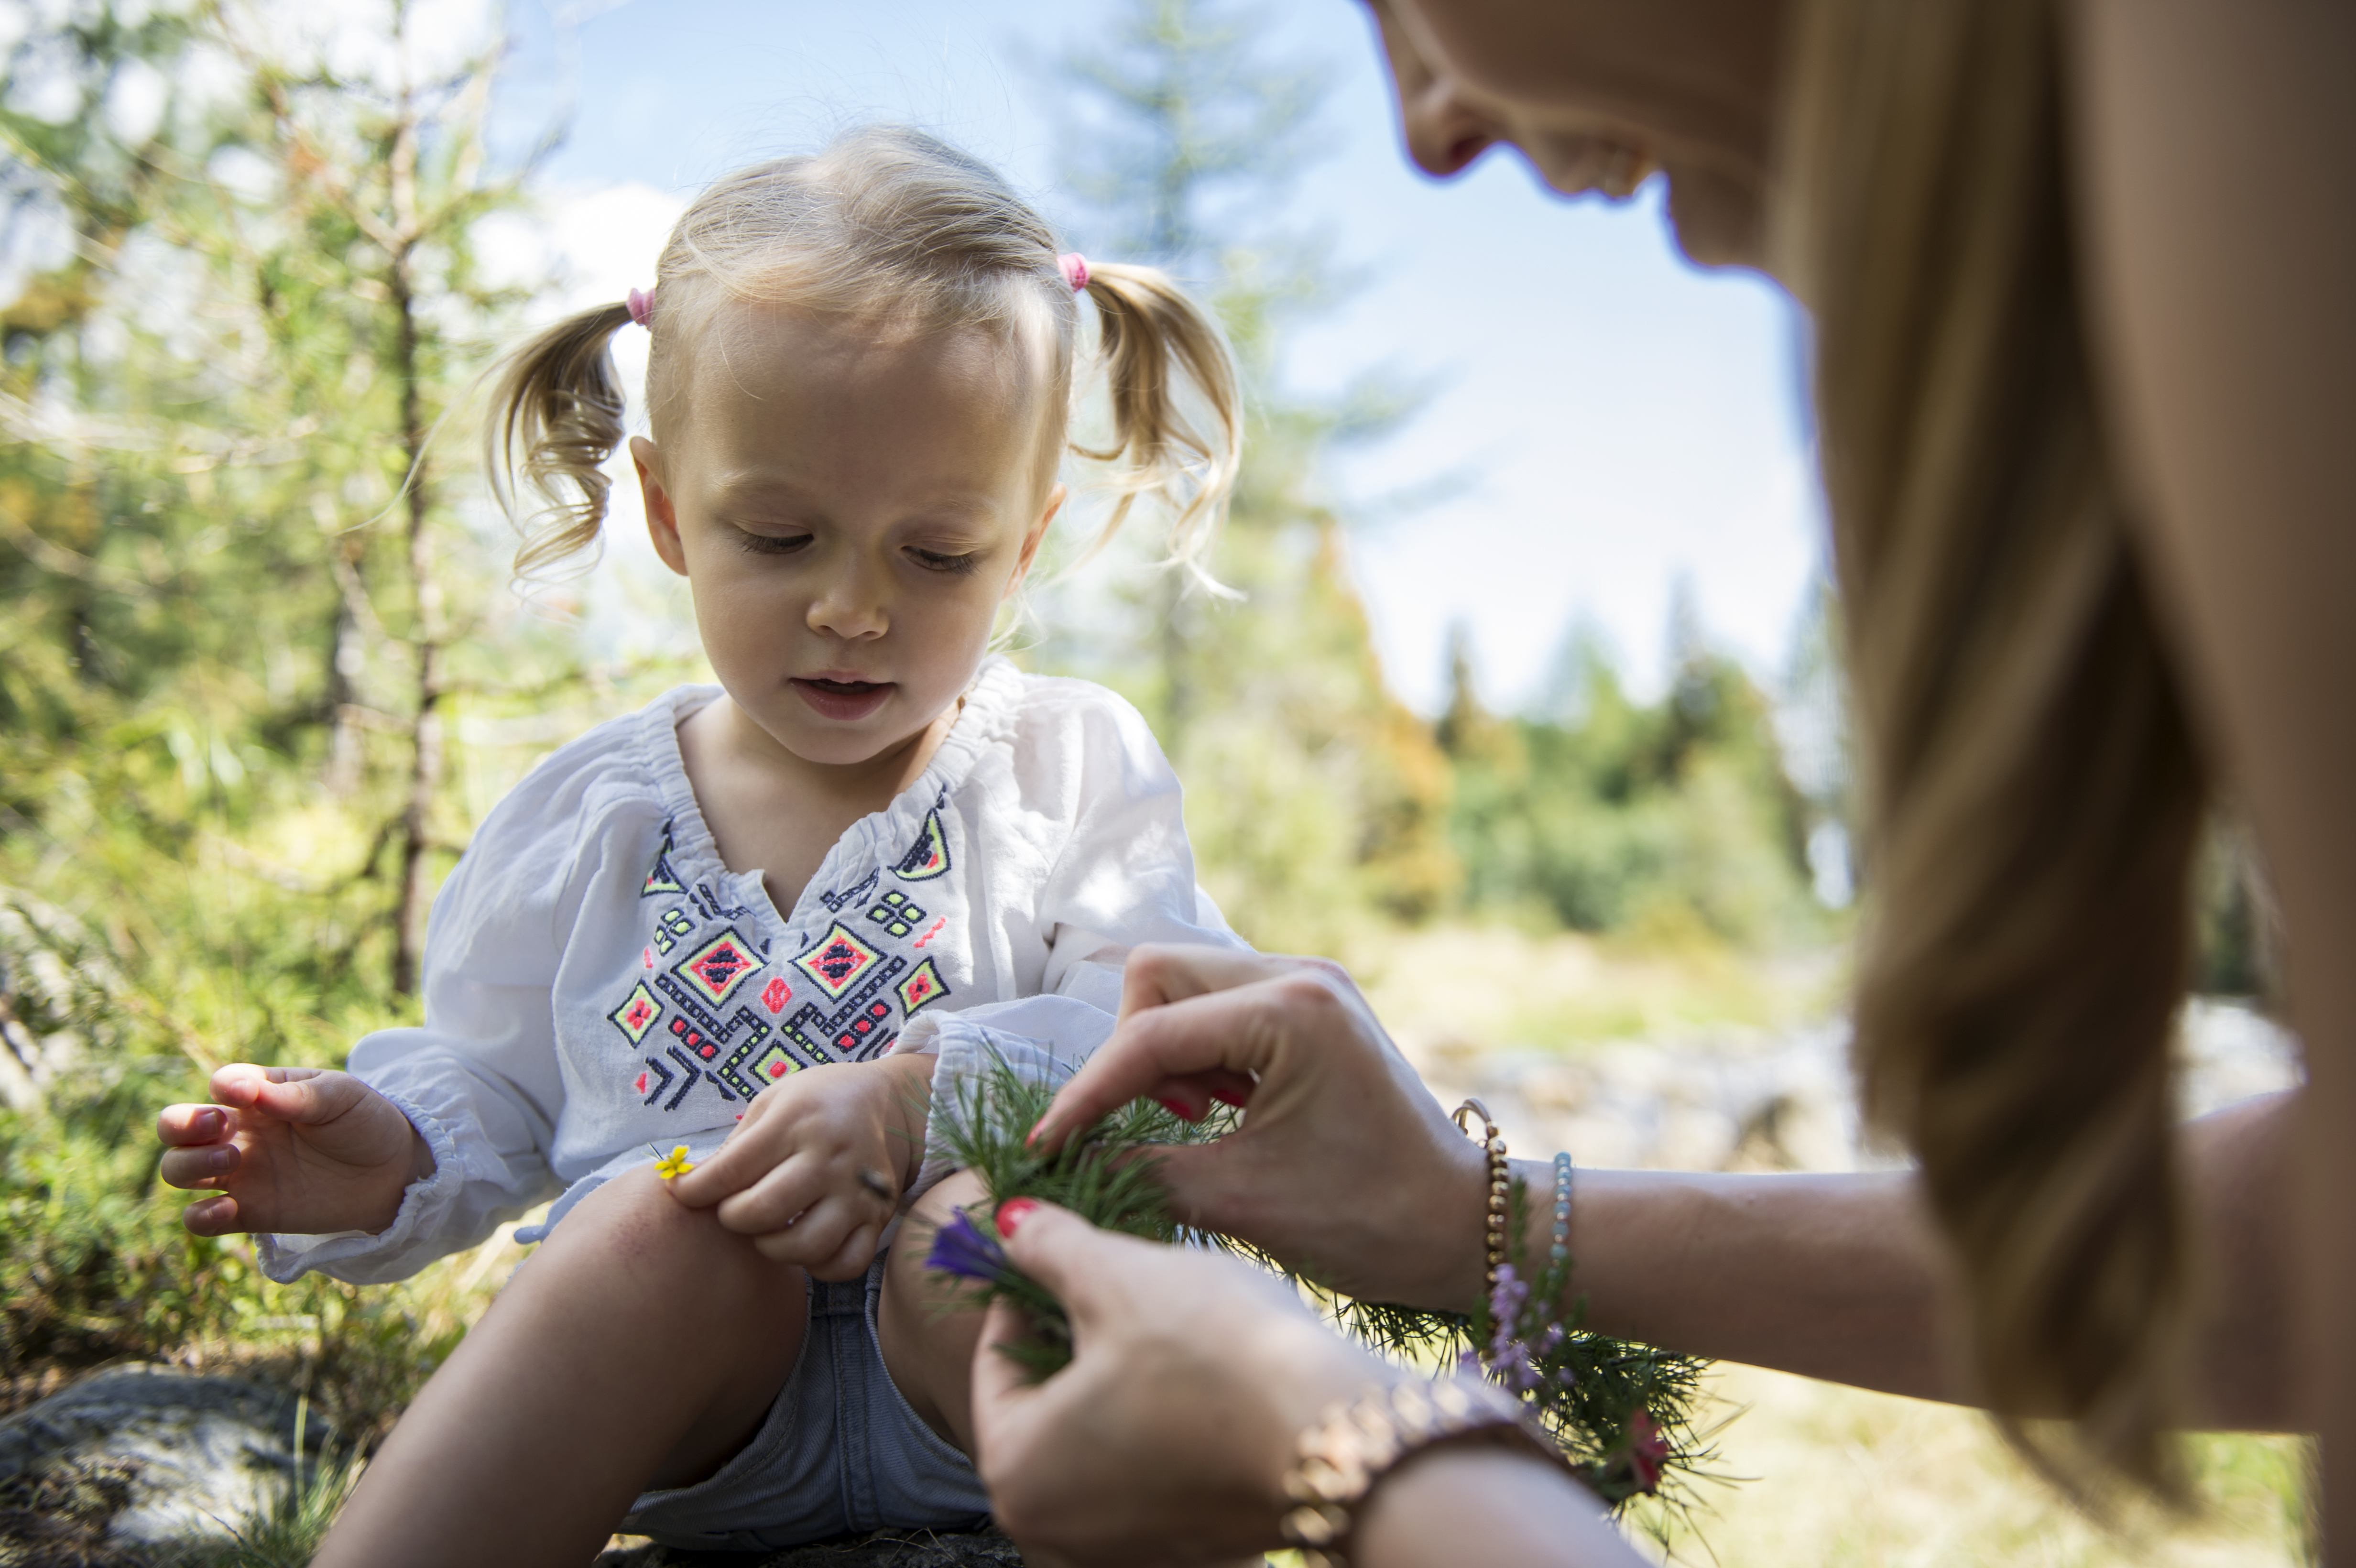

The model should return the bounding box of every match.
[908,546,983,576]
[732,527,813,557]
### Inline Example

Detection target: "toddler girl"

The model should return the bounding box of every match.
[153,126,1246,1568]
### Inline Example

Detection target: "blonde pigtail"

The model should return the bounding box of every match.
[484,301,635,581]
[1069,262,1243,592]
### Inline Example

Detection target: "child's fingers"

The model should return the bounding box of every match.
[207,1062,325,1110]
[806,1219,882,1284]
[179,1193,242,1236]
[158,1141,242,1191]
[712,1151,827,1235]
[668,1108,781,1208]
[156,1103,232,1147]
[246,1069,360,1127]
[747,1194,859,1272]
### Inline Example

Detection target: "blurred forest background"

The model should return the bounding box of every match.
[0,0,2298,1563]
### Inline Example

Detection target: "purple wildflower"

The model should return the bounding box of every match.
[1469,1263,1572,1395]
[926,1207,1009,1284]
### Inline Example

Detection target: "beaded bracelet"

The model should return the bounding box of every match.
[1549,1149,1573,1268]
[1452,1099,1509,1294]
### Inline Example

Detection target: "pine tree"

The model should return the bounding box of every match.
[1035,0,1457,948]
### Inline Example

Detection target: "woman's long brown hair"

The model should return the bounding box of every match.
[1778,0,2207,1497]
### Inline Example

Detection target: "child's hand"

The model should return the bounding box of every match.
[666,1053,935,1282]
[156,1065,434,1237]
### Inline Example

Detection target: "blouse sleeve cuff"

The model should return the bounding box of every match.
[257,1089,465,1285]
[906,1018,1073,1207]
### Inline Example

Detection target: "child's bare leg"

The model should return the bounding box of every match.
[877,1169,992,1452]
[314,1167,807,1568]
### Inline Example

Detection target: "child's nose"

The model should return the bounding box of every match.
[806,565,890,641]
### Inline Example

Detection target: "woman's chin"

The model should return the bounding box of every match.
[1664,163,1767,271]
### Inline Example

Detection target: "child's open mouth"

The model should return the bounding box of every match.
[790,676,894,722]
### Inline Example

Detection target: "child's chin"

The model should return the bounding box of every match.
[776,719,916,769]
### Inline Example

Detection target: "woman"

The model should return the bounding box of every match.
[963,0,2356,1563]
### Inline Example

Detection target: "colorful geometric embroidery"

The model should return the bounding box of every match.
[668,1013,721,1063]
[818,869,880,914]
[652,906,695,956]
[639,1050,694,1111]
[760,976,793,1014]
[792,923,883,1002]
[662,1043,707,1108]
[642,824,685,898]
[645,964,800,1100]
[689,882,757,923]
[774,949,910,1066]
[895,958,949,1016]
[865,889,926,939]
[609,982,661,1045]
[744,1039,799,1086]
[672,929,762,1007]
[892,810,951,882]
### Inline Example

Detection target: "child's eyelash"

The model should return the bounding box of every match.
[734,530,812,556]
[911,548,982,576]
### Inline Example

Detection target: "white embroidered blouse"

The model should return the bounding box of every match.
[261,657,1242,1285]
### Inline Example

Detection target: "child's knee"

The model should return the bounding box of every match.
[905,1167,990,1230]
[555,1165,791,1290]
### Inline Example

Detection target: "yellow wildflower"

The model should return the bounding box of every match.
[654,1145,695,1180]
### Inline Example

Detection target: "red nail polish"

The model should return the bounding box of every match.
[996,1198,1040,1236]
[1208,1086,1249,1108]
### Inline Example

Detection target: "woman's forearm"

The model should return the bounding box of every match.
[1357,1447,1644,1568]
[1561,1165,1957,1399]
[1514,1091,2300,1426]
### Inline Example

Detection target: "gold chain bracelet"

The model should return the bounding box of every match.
[1278,1375,1561,1567]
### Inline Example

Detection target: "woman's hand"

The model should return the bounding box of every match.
[156,1065,432,1237]
[970,1200,1384,1567]
[665,1053,933,1282]
[1027,945,1487,1310]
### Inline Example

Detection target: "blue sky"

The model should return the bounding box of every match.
[494,0,1825,713]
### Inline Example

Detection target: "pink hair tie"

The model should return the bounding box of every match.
[1057,253,1089,293]
[626,287,653,327]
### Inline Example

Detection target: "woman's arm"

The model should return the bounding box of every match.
[1042,947,2306,1426]
[1567,1093,2297,1426]
[2072,0,2356,1504]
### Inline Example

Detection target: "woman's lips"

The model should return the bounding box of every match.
[790,676,894,722]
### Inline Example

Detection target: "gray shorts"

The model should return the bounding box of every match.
[622,1252,992,1549]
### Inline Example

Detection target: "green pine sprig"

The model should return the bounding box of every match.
[922,1053,1728,1526]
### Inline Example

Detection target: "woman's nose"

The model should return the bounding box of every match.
[1377,11,1498,179]
[1402,72,1498,177]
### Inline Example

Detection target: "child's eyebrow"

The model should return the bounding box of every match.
[708,470,1011,523]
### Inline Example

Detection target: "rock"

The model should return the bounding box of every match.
[596,1525,1026,1568]
[0,1364,322,1549]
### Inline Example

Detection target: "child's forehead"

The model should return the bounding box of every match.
[693,297,1047,393]
[667,300,1056,502]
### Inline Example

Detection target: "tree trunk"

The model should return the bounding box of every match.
[386,105,442,1000]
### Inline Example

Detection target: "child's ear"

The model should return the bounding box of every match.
[633,436,687,577]
[1009,481,1066,598]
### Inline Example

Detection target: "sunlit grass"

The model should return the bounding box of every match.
[1642,1366,2310,1567]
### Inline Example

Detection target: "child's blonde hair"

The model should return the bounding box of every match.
[485,125,1241,586]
